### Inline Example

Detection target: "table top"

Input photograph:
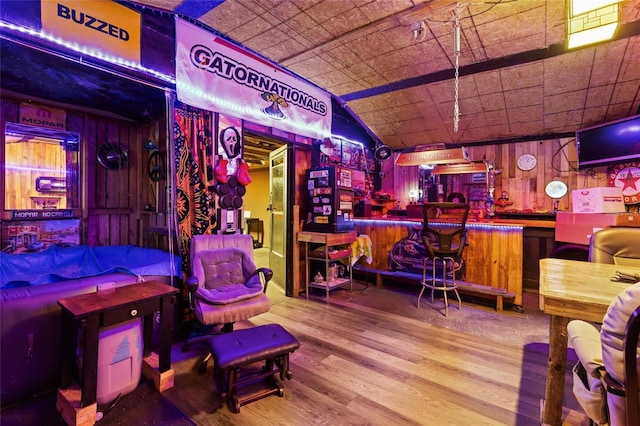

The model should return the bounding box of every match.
[539,258,640,322]
[58,281,178,317]
[297,230,357,245]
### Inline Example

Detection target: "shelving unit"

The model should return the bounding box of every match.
[298,230,357,303]
[370,198,396,216]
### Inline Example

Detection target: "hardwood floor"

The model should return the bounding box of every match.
[164,282,589,426]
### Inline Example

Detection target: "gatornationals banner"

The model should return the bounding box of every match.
[175,18,331,139]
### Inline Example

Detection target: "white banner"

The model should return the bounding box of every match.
[175,18,331,139]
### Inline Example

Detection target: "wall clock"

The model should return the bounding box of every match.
[517,153,537,171]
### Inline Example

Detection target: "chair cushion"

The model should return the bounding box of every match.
[601,282,640,383]
[192,248,263,304]
[568,320,608,423]
[195,293,270,324]
[569,320,605,376]
[589,228,640,266]
[208,324,300,370]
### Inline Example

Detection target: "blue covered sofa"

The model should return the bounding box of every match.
[0,244,182,406]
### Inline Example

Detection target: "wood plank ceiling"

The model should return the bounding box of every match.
[134,0,640,150]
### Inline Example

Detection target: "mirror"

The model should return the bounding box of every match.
[4,123,80,211]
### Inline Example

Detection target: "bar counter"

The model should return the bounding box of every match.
[352,217,556,308]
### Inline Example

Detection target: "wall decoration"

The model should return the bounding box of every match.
[1,218,80,254]
[467,186,486,201]
[174,104,214,273]
[608,161,640,204]
[341,140,365,170]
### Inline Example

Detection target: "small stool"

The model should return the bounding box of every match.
[208,324,300,413]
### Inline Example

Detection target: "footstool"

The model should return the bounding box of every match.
[208,323,300,413]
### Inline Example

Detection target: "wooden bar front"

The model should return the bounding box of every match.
[352,218,555,307]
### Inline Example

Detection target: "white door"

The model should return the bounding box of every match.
[268,145,288,292]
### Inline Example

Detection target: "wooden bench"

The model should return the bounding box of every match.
[353,265,516,312]
[208,324,300,413]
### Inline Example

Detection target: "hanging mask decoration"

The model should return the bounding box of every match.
[220,126,241,159]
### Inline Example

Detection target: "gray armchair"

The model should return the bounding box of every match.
[568,226,640,425]
[588,227,640,266]
[569,283,640,426]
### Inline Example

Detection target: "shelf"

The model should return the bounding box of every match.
[298,231,356,303]
[309,278,350,290]
[309,248,352,260]
[298,230,356,245]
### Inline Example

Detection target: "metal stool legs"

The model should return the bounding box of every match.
[417,256,462,316]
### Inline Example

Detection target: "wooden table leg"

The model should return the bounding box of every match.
[542,315,570,426]
[81,315,100,408]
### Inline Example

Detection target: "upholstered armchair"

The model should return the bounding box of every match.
[568,227,640,425]
[568,283,640,426]
[184,234,271,372]
[588,227,640,266]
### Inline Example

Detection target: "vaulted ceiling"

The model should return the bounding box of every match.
[132,0,640,150]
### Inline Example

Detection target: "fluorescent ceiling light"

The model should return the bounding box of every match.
[567,0,620,49]
[568,23,618,49]
[571,0,620,16]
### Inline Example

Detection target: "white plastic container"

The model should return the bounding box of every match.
[96,317,143,405]
[77,317,143,405]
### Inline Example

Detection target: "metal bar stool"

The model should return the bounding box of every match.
[416,202,469,317]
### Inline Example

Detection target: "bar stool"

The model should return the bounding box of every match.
[417,202,470,316]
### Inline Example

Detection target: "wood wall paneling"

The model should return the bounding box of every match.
[1,97,165,248]
[355,220,524,306]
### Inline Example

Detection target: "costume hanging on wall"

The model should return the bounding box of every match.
[173,106,213,275]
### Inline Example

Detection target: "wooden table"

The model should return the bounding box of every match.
[539,258,640,425]
[57,281,178,426]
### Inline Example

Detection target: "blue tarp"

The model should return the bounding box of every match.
[1,245,182,287]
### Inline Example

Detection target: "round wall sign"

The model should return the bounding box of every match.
[608,162,640,204]
[545,180,568,199]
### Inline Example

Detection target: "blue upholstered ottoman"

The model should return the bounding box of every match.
[208,323,300,413]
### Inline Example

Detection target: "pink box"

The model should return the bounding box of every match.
[571,187,625,213]
[555,212,640,245]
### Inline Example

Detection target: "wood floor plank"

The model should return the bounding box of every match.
[162,283,585,425]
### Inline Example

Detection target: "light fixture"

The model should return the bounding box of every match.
[567,0,620,49]
[431,162,488,175]
[411,21,426,42]
[408,189,418,204]
[395,147,470,166]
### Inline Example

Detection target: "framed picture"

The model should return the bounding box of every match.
[467,186,486,201]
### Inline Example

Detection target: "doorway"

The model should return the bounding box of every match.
[242,134,286,288]
[267,145,289,293]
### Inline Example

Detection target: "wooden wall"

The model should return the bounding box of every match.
[353,219,524,306]
[1,97,168,247]
[381,138,621,213]
[4,138,68,210]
